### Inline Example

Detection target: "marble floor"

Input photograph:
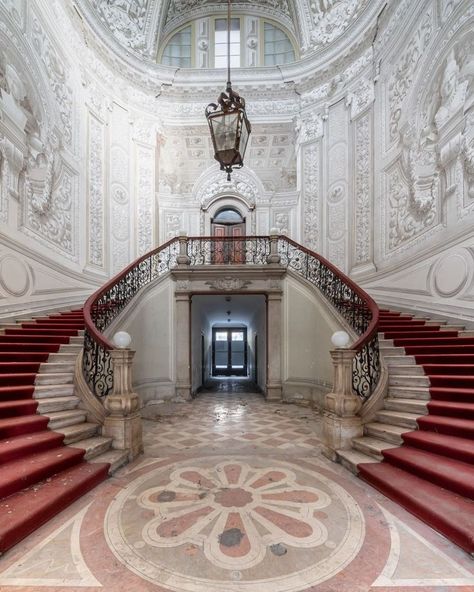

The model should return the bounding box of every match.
[0,390,473,592]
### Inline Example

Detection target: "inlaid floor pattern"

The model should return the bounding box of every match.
[1,390,473,592]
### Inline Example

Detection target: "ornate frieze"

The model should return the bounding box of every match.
[387,11,432,145]
[31,17,74,149]
[353,113,371,266]
[110,105,132,273]
[306,0,370,51]
[88,115,105,268]
[89,0,150,54]
[135,144,154,256]
[301,142,320,251]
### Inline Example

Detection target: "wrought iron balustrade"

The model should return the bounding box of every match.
[187,236,271,265]
[277,238,380,401]
[83,239,180,399]
[83,234,379,403]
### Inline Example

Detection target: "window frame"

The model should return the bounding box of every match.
[158,15,298,69]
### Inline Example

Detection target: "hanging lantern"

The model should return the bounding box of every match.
[205,0,251,181]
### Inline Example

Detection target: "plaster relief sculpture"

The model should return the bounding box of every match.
[31,18,73,149]
[307,0,369,50]
[388,12,432,144]
[302,143,320,251]
[205,277,252,291]
[91,0,149,53]
[435,51,468,130]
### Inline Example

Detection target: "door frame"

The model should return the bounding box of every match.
[211,326,248,377]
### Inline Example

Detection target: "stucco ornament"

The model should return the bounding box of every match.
[434,50,468,130]
[307,0,369,50]
[91,0,149,53]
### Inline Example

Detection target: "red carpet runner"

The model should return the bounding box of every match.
[358,310,474,554]
[0,310,109,554]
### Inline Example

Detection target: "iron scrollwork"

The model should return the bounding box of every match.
[82,240,180,399]
[277,238,380,401]
[83,235,380,403]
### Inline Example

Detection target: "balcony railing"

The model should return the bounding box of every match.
[83,235,379,402]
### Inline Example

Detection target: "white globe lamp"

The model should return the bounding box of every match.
[331,331,350,349]
[113,331,132,349]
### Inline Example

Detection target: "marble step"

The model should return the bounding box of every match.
[388,374,430,387]
[39,362,75,374]
[365,422,407,444]
[48,352,79,363]
[58,344,82,353]
[57,422,99,444]
[376,410,419,429]
[46,409,87,429]
[34,383,75,398]
[379,346,406,356]
[388,385,431,400]
[91,449,129,474]
[384,398,428,415]
[71,436,114,460]
[352,436,397,460]
[388,365,425,376]
[35,372,74,385]
[337,449,379,475]
[37,395,80,414]
[384,355,416,366]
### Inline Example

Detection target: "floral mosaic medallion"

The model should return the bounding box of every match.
[105,456,365,592]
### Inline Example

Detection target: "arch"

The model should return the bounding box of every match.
[192,164,266,236]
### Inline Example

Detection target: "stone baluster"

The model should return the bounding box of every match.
[321,349,363,461]
[267,228,281,264]
[177,230,190,265]
[103,349,143,460]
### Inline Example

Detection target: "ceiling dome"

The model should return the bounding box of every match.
[77,0,377,66]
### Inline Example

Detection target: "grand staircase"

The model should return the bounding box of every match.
[339,309,474,554]
[0,309,128,554]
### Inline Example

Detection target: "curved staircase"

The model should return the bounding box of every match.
[339,309,474,554]
[0,309,127,554]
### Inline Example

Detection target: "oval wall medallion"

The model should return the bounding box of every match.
[432,251,470,298]
[0,255,31,296]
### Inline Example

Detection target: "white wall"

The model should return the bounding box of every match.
[282,274,352,408]
[106,277,175,404]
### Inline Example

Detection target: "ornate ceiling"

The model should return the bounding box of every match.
[78,0,375,62]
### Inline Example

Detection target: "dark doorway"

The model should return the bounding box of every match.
[212,327,248,376]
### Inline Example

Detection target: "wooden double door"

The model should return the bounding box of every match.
[211,217,246,264]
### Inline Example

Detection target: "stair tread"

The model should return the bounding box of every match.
[353,436,397,452]
[0,461,109,553]
[402,431,474,457]
[366,422,408,434]
[358,462,474,553]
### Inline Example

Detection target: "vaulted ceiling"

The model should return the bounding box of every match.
[78,0,373,63]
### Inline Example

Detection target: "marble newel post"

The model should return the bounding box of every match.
[322,349,363,461]
[103,349,143,460]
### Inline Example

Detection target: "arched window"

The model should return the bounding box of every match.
[213,208,244,224]
[264,22,295,66]
[161,25,192,67]
[159,17,296,68]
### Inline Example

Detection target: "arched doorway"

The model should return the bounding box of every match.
[211,206,245,238]
[211,207,246,263]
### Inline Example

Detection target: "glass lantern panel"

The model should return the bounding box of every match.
[239,117,250,158]
[212,112,239,152]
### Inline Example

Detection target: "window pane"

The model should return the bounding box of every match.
[162,26,192,67]
[232,332,244,341]
[264,22,294,66]
[214,18,240,67]
[216,332,228,341]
